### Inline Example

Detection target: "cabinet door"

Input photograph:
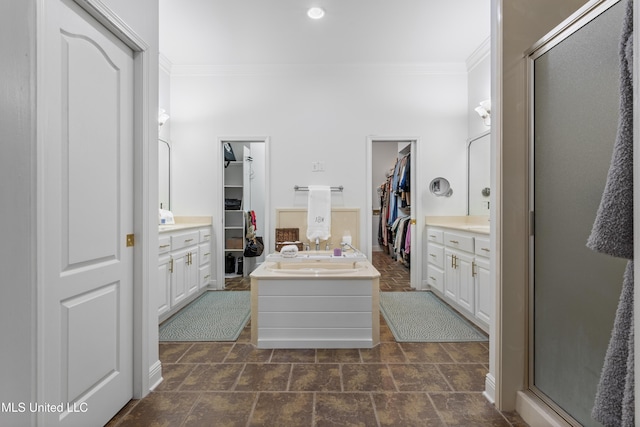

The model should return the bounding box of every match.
[171,249,188,306]
[474,257,491,326]
[186,247,199,296]
[444,249,458,301]
[456,252,474,314]
[158,254,172,316]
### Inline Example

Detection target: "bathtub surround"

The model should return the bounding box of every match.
[159,291,250,341]
[380,291,488,342]
[588,0,635,425]
[250,253,380,349]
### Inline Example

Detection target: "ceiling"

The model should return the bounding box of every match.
[159,0,491,66]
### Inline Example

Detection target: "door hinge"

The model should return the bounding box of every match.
[529,211,535,236]
[126,234,135,247]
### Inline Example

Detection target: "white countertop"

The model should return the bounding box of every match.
[425,216,490,235]
[158,216,212,233]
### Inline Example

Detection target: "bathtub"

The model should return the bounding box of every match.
[250,251,380,349]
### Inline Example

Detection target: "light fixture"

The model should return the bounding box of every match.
[158,108,170,127]
[307,7,325,19]
[474,99,491,126]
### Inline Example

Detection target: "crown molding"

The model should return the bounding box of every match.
[169,62,467,77]
[466,37,491,72]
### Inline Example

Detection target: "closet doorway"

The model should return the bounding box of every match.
[217,137,270,290]
[366,137,421,289]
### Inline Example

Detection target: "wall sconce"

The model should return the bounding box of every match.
[158,108,170,128]
[474,99,491,126]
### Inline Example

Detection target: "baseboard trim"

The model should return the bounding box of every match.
[484,373,496,404]
[148,360,163,392]
[516,390,571,427]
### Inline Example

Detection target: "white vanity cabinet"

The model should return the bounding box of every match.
[474,237,491,326]
[426,226,490,332]
[426,229,445,294]
[158,224,212,322]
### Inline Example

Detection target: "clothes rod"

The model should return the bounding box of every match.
[294,185,344,192]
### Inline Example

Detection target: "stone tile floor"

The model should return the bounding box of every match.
[107,252,527,426]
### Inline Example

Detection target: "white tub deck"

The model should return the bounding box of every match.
[250,252,380,349]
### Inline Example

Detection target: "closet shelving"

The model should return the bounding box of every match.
[223,157,245,277]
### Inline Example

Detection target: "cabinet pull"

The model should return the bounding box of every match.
[169,258,173,273]
[159,244,170,248]
[429,276,437,281]
[429,254,437,258]
[481,248,490,253]
[203,234,211,238]
[204,274,211,280]
[453,255,458,269]
[184,238,194,243]
[472,261,477,277]
[429,234,436,238]
[449,240,459,244]
[204,252,211,256]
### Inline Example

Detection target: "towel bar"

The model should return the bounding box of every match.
[294,185,343,192]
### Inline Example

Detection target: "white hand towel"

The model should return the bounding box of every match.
[306,185,331,242]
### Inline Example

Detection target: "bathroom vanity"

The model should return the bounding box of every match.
[250,252,380,348]
[425,216,490,333]
[158,216,212,322]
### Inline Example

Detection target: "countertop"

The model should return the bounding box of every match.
[251,252,381,279]
[425,215,490,235]
[159,216,212,233]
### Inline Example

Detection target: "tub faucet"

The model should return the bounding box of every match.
[341,242,359,253]
[315,238,320,251]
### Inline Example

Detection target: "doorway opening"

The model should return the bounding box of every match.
[366,137,421,290]
[218,137,269,290]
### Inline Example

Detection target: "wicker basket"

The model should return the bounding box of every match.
[275,228,304,251]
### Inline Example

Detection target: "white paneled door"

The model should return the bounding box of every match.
[41,0,134,425]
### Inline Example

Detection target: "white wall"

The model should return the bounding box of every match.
[169,65,470,267]
[468,41,492,138]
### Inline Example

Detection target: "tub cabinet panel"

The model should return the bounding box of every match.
[250,263,380,349]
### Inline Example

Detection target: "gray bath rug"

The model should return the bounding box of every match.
[380,291,488,342]
[159,291,250,341]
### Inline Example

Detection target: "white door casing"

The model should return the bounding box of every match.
[40,0,134,425]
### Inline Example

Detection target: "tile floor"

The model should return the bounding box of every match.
[107,252,527,426]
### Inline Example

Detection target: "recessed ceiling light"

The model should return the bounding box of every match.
[307,7,325,19]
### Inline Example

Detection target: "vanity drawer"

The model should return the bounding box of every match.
[427,265,444,294]
[158,236,171,254]
[199,242,212,265]
[475,237,491,257]
[427,244,444,269]
[199,228,212,243]
[444,232,474,253]
[171,230,200,250]
[426,228,444,244]
[199,265,211,288]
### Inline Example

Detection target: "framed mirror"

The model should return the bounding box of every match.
[467,131,490,214]
[159,138,171,210]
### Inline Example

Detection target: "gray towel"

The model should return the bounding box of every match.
[589,0,634,425]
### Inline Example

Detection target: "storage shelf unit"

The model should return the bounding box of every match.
[223,154,245,277]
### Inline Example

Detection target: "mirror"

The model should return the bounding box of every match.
[159,138,171,210]
[467,132,490,215]
[429,177,453,197]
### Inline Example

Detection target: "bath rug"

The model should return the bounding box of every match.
[159,291,250,341]
[379,291,488,342]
